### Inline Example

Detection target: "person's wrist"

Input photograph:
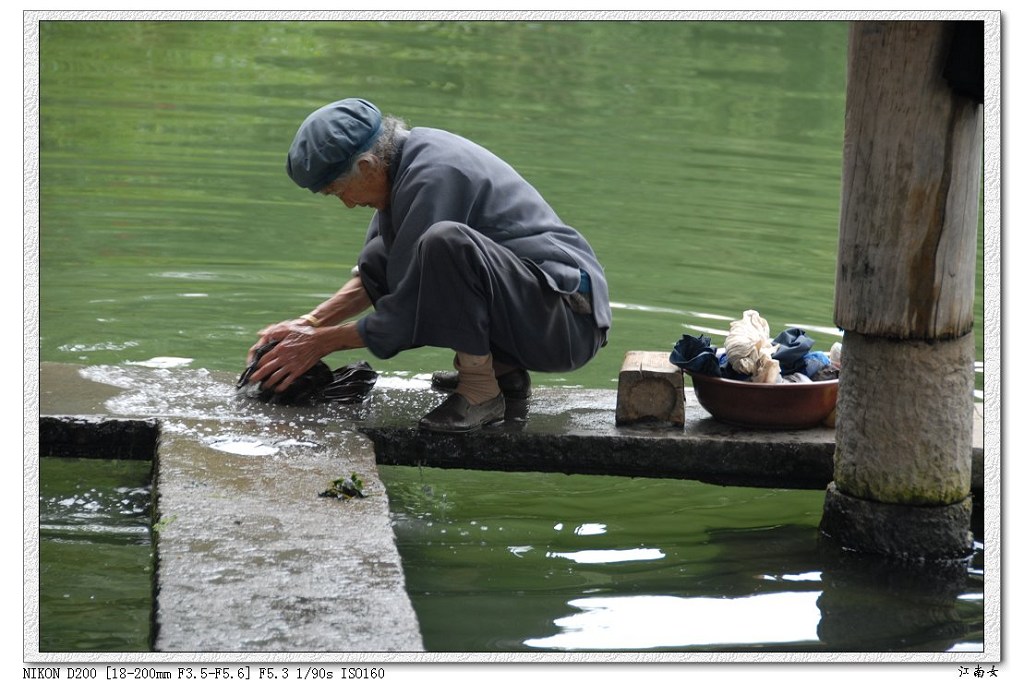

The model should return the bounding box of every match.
[299,313,323,327]
[335,321,364,350]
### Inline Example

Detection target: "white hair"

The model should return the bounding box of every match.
[342,114,409,180]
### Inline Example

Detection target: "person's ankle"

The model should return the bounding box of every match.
[454,351,500,404]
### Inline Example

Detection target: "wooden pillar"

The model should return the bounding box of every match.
[819,21,982,560]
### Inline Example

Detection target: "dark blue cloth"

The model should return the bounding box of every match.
[772,328,815,375]
[721,358,751,381]
[669,334,722,377]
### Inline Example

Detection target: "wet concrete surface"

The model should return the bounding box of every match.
[38,362,424,653]
[35,361,986,653]
[151,417,422,652]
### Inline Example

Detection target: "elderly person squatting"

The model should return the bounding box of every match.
[246,98,611,433]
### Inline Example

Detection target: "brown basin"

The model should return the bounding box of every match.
[684,370,838,429]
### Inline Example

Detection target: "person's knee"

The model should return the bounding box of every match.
[421,220,474,243]
[417,222,479,263]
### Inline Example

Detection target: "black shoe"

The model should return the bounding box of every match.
[430,368,532,399]
[418,393,505,433]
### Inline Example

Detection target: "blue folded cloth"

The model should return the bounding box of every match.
[669,334,722,377]
[772,328,815,375]
[800,351,832,379]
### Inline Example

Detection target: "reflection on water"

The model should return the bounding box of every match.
[526,592,822,650]
[38,458,154,652]
[382,466,984,653]
[547,548,667,564]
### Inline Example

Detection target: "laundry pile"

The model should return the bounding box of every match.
[670,309,841,384]
[236,340,378,405]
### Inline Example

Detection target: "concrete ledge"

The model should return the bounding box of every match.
[365,427,837,490]
[360,384,984,496]
[151,420,423,652]
[39,415,160,460]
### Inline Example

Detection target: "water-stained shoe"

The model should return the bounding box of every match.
[418,393,505,433]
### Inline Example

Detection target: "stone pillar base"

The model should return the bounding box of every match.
[833,331,975,504]
[819,482,974,561]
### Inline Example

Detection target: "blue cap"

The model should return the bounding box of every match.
[286,98,383,192]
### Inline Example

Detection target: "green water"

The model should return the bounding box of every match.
[37,458,154,652]
[36,19,985,388]
[34,19,987,652]
[381,466,983,652]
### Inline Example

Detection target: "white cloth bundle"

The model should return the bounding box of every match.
[725,309,781,383]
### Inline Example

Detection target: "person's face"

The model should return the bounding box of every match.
[320,159,389,211]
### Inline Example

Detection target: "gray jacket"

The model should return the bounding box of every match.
[359,127,611,335]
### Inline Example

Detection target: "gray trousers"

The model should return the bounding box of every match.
[358,221,605,372]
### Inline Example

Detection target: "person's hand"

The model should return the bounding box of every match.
[246,320,327,392]
[247,319,300,363]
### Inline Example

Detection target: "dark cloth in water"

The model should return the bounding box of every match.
[237,341,378,405]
